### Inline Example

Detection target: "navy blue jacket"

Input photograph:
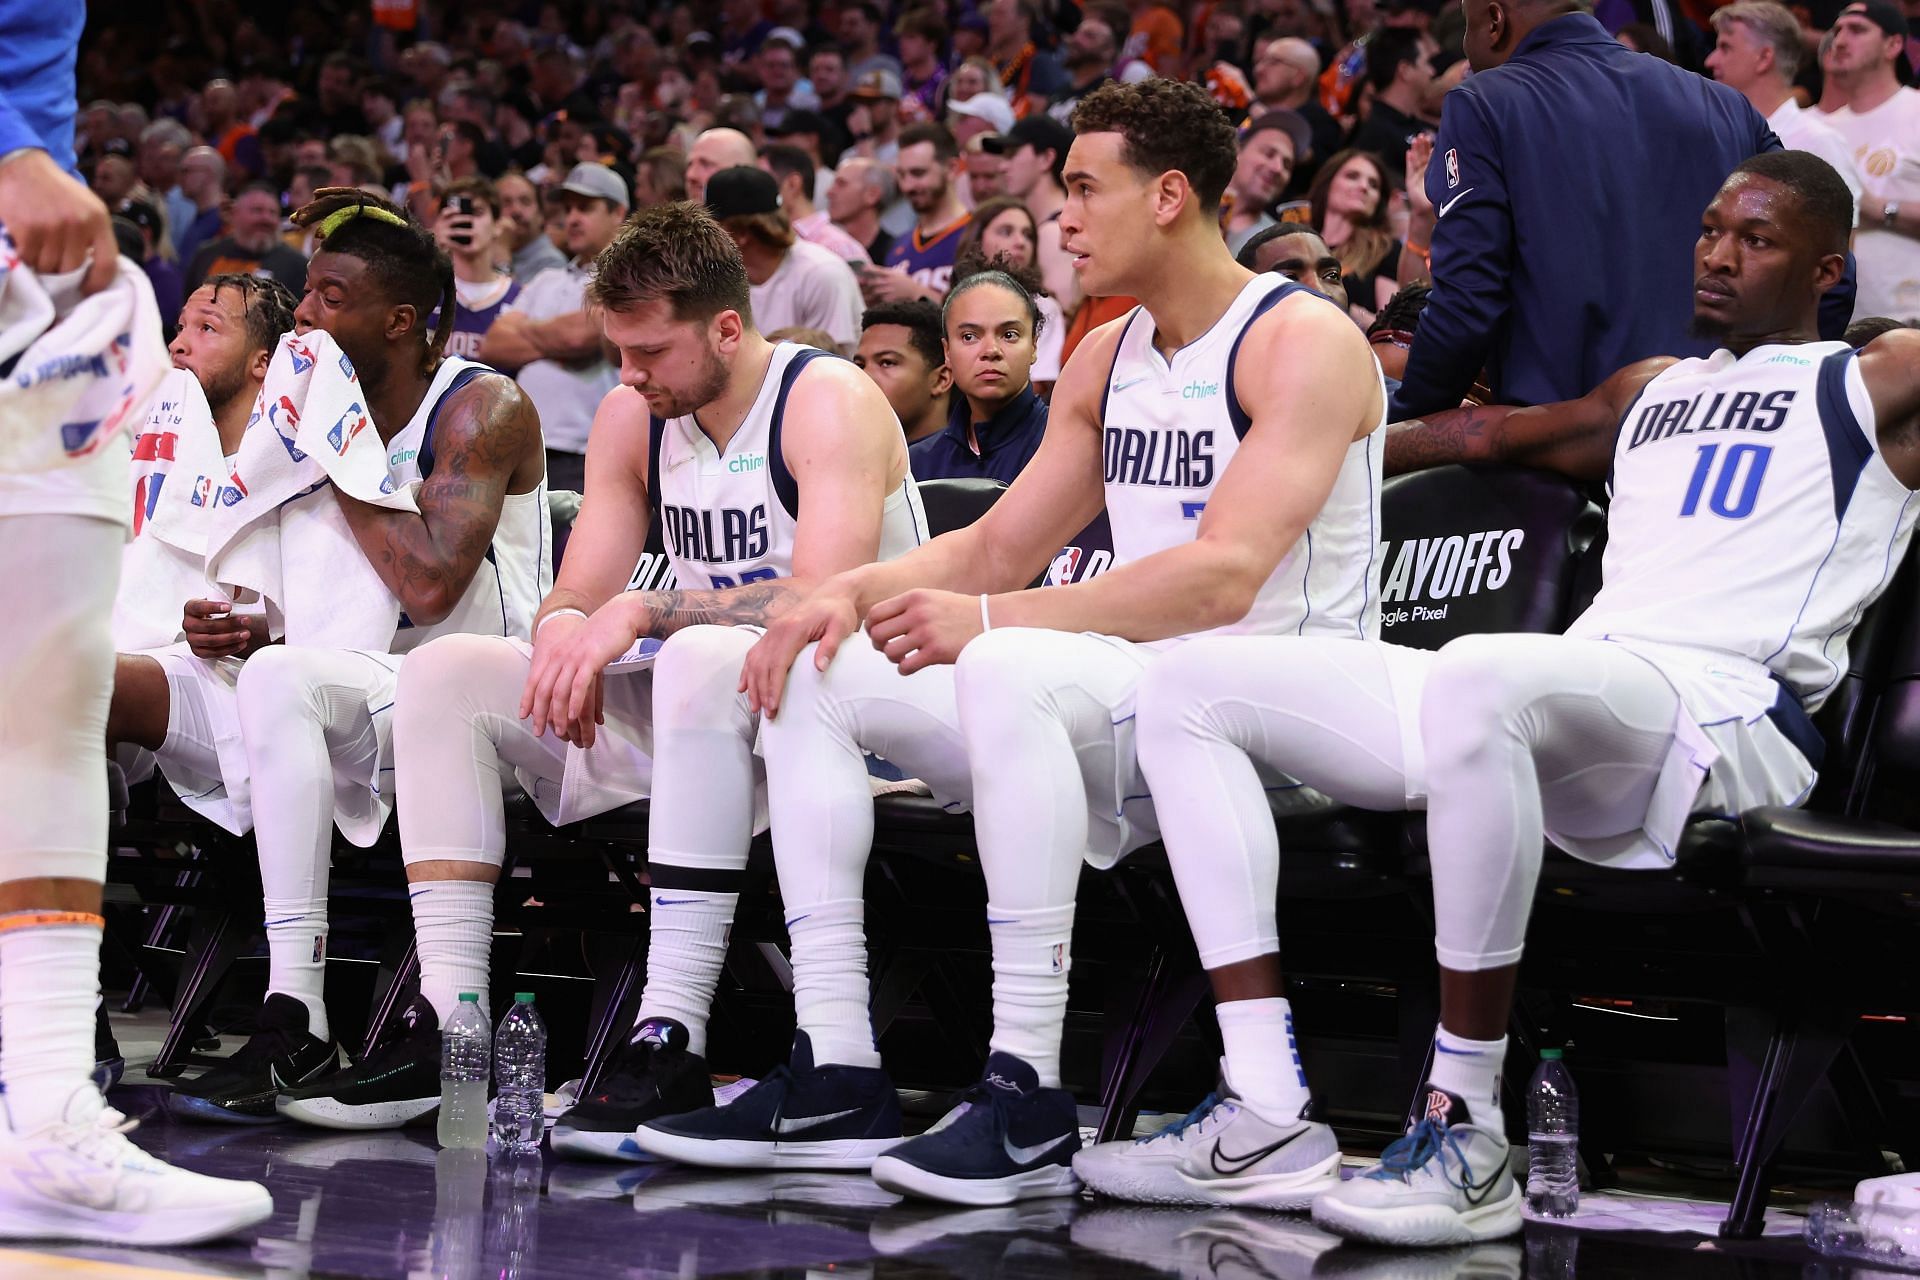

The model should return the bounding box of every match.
[909,384,1048,484]
[1393,14,1820,418]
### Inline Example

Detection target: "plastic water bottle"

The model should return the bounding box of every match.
[1806,1198,1920,1266]
[1526,1047,1580,1217]
[437,992,491,1149]
[490,992,547,1155]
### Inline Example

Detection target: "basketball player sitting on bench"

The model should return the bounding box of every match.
[1096,151,1920,1249]
[109,190,550,1126]
[278,202,926,1140]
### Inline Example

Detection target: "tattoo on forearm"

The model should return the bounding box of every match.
[1384,405,1512,472]
[634,580,798,637]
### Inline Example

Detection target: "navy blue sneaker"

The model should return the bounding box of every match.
[869,1051,1081,1206]
[630,1031,903,1171]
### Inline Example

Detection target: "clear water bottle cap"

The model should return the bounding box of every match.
[458,992,479,1002]
[1540,1047,1563,1060]
[514,992,535,1003]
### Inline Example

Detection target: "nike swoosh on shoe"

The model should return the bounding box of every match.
[1209,1125,1303,1176]
[772,1107,864,1135]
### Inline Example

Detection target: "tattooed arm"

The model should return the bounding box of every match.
[331,372,542,625]
[1383,357,1675,482]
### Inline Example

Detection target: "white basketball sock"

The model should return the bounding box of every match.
[634,887,737,1059]
[413,881,493,1025]
[787,898,879,1068]
[1216,996,1311,1121]
[986,902,1074,1089]
[263,897,329,1041]
[1428,1025,1507,1126]
[0,913,103,1131]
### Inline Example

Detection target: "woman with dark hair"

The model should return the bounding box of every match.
[1302,148,1403,322]
[952,196,1065,391]
[911,266,1050,482]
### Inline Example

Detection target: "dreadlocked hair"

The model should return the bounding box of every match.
[291,187,455,372]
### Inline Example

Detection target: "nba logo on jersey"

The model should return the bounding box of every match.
[1050,942,1066,974]
[1445,148,1460,188]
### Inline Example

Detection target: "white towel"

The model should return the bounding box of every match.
[203,331,420,651]
[0,232,166,474]
[111,367,239,651]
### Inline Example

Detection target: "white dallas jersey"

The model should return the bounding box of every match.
[1100,278,1383,647]
[647,343,926,589]
[388,356,552,652]
[1570,341,1918,709]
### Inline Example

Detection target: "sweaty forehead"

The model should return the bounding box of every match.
[307,249,373,291]
[1711,174,1793,224]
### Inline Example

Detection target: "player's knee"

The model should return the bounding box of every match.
[1133,643,1223,744]
[396,633,515,723]
[1423,636,1536,766]
[954,629,1053,706]
[653,625,755,728]
[234,645,321,723]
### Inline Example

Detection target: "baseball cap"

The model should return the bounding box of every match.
[117,197,165,242]
[763,25,806,50]
[705,165,783,221]
[948,92,1016,135]
[557,161,631,208]
[1243,110,1312,161]
[850,68,903,100]
[767,108,830,138]
[981,114,1075,161]
[1841,0,1909,36]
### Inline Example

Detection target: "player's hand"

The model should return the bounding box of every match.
[741,591,860,718]
[519,606,629,748]
[865,589,983,675]
[858,264,921,305]
[431,206,477,252]
[1404,133,1436,222]
[182,599,261,660]
[0,149,120,295]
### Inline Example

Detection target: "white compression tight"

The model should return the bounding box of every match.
[1138,633,1683,977]
[234,646,392,1040]
[394,626,763,1053]
[1133,637,1421,971]
[1421,633,1682,971]
[954,629,1155,1089]
[0,514,119,1128]
[761,636,975,1069]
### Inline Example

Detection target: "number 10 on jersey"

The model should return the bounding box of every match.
[1679,442,1772,520]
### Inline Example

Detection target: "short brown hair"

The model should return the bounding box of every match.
[589,201,753,325]
[896,7,950,44]
[1712,0,1804,79]
[1071,79,1239,212]
[723,210,798,252]
[636,147,688,203]
[898,121,959,165]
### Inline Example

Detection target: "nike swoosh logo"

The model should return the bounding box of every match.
[655,897,703,906]
[1461,1153,1508,1206]
[1210,1124,1304,1176]
[1437,188,1474,218]
[1110,377,1150,393]
[271,1054,333,1091]
[773,1107,863,1134]
[1003,1133,1070,1165]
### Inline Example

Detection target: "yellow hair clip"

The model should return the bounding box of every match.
[315,204,410,238]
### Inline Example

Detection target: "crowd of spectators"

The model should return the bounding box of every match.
[76,0,1920,481]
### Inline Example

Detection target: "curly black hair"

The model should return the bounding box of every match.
[1070,78,1239,212]
[202,273,298,357]
[291,187,456,370]
[943,251,1046,341]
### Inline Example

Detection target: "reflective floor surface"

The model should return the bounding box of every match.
[14,1079,1887,1280]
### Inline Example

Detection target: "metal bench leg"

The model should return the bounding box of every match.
[148,907,243,1079]
[1721,1007,1848,1239]
[579,936,647,1097]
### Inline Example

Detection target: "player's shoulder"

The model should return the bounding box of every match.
[439,364,535,430]
[787,348,886,410]
[1853,328,1920,388]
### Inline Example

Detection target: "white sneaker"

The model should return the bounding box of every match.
[1074,1080,1342,1210]
[1311,1087,1522,1248]
[0,1087,274,1245]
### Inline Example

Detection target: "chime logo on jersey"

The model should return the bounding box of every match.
[1102,424,1216,489]
[1379,528,1525,624]
[659,502,770,564]
[1625,387,1795,450]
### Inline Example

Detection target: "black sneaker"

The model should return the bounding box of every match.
[870,1052,1082,1206]
[169,994,339,1124]
[94,1000,124,1094]
[275,997,441,1131]
[549,1017,713,1163]
[631,1030,903,1171]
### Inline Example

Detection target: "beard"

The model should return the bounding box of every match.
[199,359,255,421]
[647,345,731,419]
[1689,312,1733,343]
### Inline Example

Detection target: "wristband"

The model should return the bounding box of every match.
[536,607,588,635]
[980,594,992,633]
[0,910,105,934]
